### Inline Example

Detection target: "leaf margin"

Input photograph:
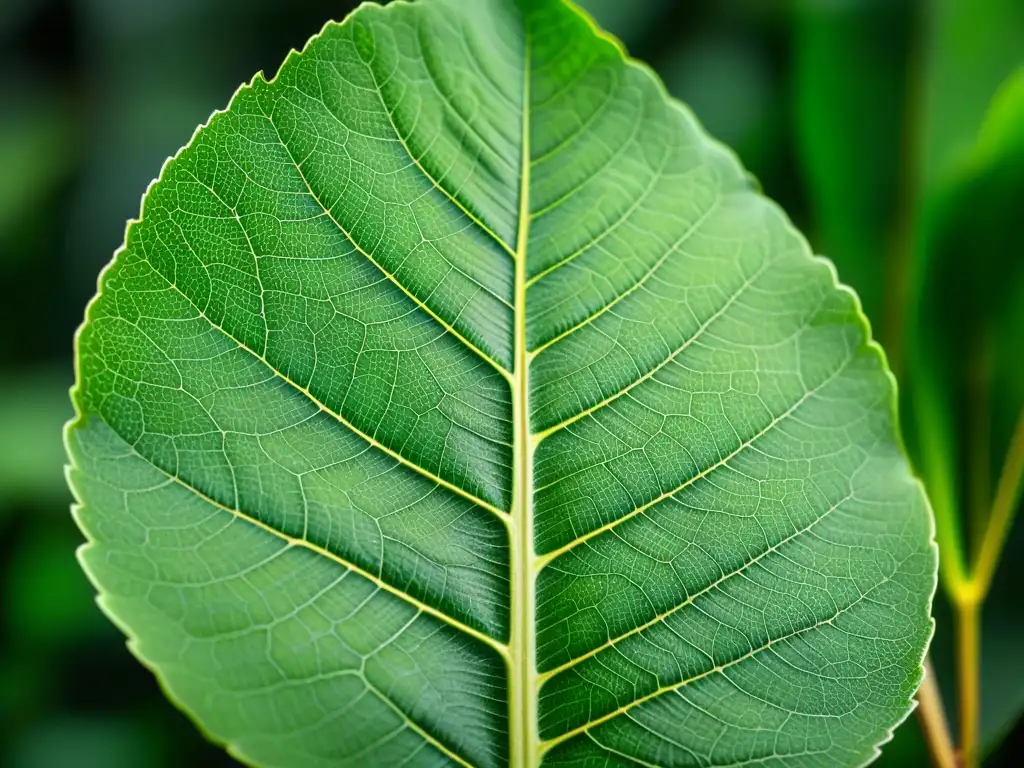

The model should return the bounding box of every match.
[62,1,941,765]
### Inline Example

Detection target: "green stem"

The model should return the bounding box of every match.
[967,331,993,557]
[916,656,959,768]
[916,375,970,596]
[956,598,981,768]
[971,404,1024,597]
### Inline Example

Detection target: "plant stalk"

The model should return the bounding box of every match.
[916,656,959,768]
[956,597,981,768]
[967,331,993,556]
[943,402,1024,768]
[972,404,1024,596]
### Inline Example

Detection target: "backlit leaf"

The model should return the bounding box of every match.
[908,68,1024,750]
[65,1,936,765]
[792,0,911,334]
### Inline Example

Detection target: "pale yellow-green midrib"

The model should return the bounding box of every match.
[509,26,541,768]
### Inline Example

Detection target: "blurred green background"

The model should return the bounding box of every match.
[1,0,1021,765]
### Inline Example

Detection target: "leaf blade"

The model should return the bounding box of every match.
[66,1,937,766]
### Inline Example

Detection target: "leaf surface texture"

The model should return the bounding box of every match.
[66,1,936,766]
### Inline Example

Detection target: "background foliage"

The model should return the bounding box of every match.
[0,0,1019,765]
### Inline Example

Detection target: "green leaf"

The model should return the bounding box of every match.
[907,68,1024,749]
[910,68,1024,521]
[0,94,76,253]
[65,1,936,766]
[7,718,160,768]
[573,0,672,51]
[662,33,774,168]
[919,0,1024,188]
[0,366,75,507]
[792,0,912,334]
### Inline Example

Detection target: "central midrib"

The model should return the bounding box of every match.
[509,26,539,768]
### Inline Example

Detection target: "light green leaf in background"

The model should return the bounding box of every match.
[793,0,1024,758]
[663,33,772,159]
[0,366,74,507]
[911,69,1024,533]
[0,95,76,255]
[65,1,936,766]
[7,718,159,768]
[919,0,1024,189]
[792,0,911,340]
[573,0,673,51]
[908,68,1024,752]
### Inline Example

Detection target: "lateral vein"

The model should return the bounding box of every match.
[534,355,853,567]
[365,681,479,768]
[538,492,854,681]
[529,194,721,357]
[539,581,885,753]
[375,25,519,259]
[524,145,669,290]
[262,107,514,382]
[532,261,768,440]
[138,249,509,523]
[115,431,510,660]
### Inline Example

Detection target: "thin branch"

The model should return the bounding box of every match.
[916,376,971,596]
[971,404,1024,596]
[956,599,981,768]
[967,330,993,557]
[916,656,959,768]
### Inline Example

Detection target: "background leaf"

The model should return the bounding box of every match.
[0,367,74,508]
[908,69,1024,752]
[794,0,1024,757]
[919,0,1024,188]
[0,95,76,255]
[574,0,673,51]
[792,0,912,339]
